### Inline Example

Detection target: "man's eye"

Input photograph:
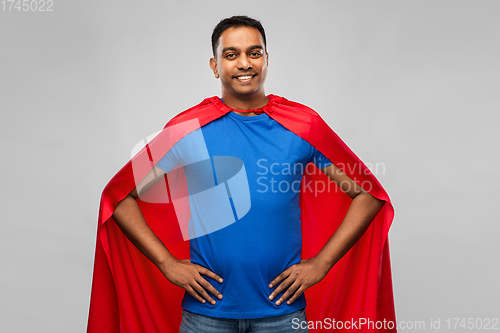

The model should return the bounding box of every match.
[251,52,261,57]
[225,53,236,58]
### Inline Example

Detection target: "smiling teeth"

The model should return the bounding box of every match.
[237,76,252,80]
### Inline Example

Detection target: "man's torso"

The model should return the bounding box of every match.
[157,110,331,318]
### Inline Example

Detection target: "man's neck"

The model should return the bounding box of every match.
[221,93,269,112]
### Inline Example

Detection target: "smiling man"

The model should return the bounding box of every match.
[208,23,269,112]
[87,16,396,333]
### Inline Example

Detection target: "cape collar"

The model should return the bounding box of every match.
[208,94,281,115]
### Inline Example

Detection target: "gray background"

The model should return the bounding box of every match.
[1,0,499,332]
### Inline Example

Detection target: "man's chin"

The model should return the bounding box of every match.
[230,86,262,97]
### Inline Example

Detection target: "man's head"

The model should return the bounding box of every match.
[211,16,267,58]
[210,16,269,104]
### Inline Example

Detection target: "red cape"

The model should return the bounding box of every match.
[87,95,396,332]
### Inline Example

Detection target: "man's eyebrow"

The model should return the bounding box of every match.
[221,47,237,54]
[248,45,263,51]
[221,45,264,54]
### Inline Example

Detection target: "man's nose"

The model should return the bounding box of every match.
[236,54,252,70]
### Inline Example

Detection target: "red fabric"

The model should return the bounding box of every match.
[87,95,396,332]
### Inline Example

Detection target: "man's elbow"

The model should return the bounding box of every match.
[366,192,385,213]
[129,188,139,199]
[356,191,385,214]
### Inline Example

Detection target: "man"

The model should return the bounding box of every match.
[87,16,395,333]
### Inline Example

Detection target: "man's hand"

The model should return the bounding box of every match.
[268,257,330,306]
[160,259,223,305]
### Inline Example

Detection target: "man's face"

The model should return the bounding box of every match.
[210,26,269,99]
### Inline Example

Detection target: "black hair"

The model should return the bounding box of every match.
[211,15,267,57]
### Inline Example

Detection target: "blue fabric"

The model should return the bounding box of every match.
[156,111,332,319]
[179,308,309,332]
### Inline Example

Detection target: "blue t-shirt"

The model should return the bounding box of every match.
[156,110,332,319]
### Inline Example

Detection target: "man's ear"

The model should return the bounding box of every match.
[209,58,219,79]
[265,52,269,66]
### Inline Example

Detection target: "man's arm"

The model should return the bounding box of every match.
[268,163,384,306]
[112,166,223,305]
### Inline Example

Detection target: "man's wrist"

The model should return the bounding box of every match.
[157,254,178,272]
[313,254,335,272]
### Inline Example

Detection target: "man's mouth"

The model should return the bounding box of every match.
[234,74,257,82]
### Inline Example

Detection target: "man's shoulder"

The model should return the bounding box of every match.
[172,96,221,118]
[163,97,221,128]
[267,95,328,133]
[269,95,322,117]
